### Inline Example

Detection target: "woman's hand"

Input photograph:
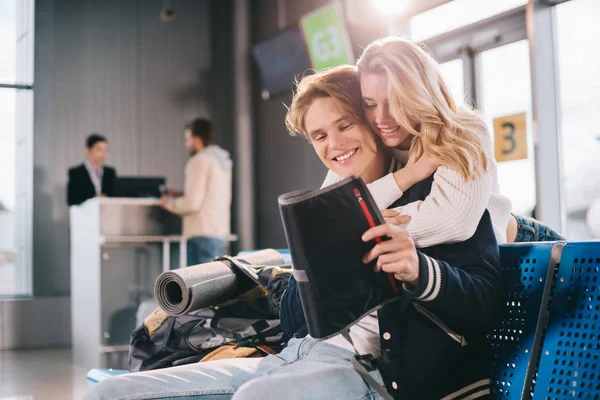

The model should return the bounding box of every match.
[362,223,420,286]
[410,155,439,181]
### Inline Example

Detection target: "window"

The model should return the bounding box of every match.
[0,2,17,81]
[409,0,599,238]
[0,89,16,212]
[555,0,600,240]
[416,6,533,219]
[409,0,527,42]
[438,59,465,106]
[0,0,34,296]
[0,89,17,296]
[479,40,536,217]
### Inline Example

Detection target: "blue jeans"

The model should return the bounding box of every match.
[84,337,385,400]
[187,236,225,267]
[513,214,565,242]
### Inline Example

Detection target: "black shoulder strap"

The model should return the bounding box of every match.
[341,330,394,400]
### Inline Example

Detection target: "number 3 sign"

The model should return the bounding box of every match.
[493,112,528,163]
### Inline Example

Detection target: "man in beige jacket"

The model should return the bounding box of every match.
[161,119,232,266]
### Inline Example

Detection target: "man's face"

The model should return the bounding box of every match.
[185,129,196,155]
[85,141,108,166]
[304,97,382,183]
[184,129,204,156]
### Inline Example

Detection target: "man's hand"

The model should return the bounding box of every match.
[362,224,420,286]
[160,195,170,209]
[166,188,183,197]
[381,209,411,225]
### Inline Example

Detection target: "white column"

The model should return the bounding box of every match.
[527,0,566,232]
[14,0,35,295]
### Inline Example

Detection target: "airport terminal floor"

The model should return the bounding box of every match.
[0,349,89,399]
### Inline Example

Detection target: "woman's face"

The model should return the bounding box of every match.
[304,97,383,183]
[360,72,413,149]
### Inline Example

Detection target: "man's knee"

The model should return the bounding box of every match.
[232,374,286,400]
[231,364,358,400]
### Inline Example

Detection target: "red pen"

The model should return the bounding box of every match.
[354,188,399,293]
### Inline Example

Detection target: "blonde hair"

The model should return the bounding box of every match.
[286,65,366,140]
[357,37,489,180]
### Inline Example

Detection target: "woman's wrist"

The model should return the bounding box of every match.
[393,165,419,192]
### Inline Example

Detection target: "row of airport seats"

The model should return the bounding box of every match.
[492,241,600,399]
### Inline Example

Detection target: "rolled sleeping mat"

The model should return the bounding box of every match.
[154,249,286,316]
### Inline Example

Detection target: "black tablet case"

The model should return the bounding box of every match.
[278,176,402,339]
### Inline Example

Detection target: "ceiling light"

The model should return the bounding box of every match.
[371,0,410,17]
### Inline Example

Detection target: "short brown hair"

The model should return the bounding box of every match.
[285,65,365,140]
[185,118,215,146]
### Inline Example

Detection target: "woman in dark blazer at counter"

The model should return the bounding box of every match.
[67,133,117,206]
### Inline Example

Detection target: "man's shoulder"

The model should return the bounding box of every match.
[185,153,214,175]
[193,149,228,168]
[103,165,116,175]
[68,164,86,175]
[194,151,216,161]
[188,152,212,165]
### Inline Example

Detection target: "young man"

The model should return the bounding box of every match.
[161,119,233,266]
[87,67,502,400]
[67,133,117,206]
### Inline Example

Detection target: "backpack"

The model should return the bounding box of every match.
[129,265,291,372]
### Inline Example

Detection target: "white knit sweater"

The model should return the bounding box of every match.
[321,127,512,246]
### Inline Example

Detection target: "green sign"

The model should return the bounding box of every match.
[300,2,354,71]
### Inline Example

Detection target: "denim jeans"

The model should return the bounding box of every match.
[84,337,385,400]
[513,214,565,242]
[187,236,225,267]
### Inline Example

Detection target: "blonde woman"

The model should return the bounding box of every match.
[322,37,563,247]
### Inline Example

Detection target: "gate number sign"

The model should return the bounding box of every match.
[300,2,354,71]
[493,112,528,163]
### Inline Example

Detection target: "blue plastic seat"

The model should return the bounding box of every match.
[491,243,564,399]
[532,242,600,399]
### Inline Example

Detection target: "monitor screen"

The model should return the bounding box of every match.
[115,177,166,198]
[252,26,312,100]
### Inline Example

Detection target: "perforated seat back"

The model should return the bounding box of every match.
[491,243,564,399]
[532,242,600,400]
